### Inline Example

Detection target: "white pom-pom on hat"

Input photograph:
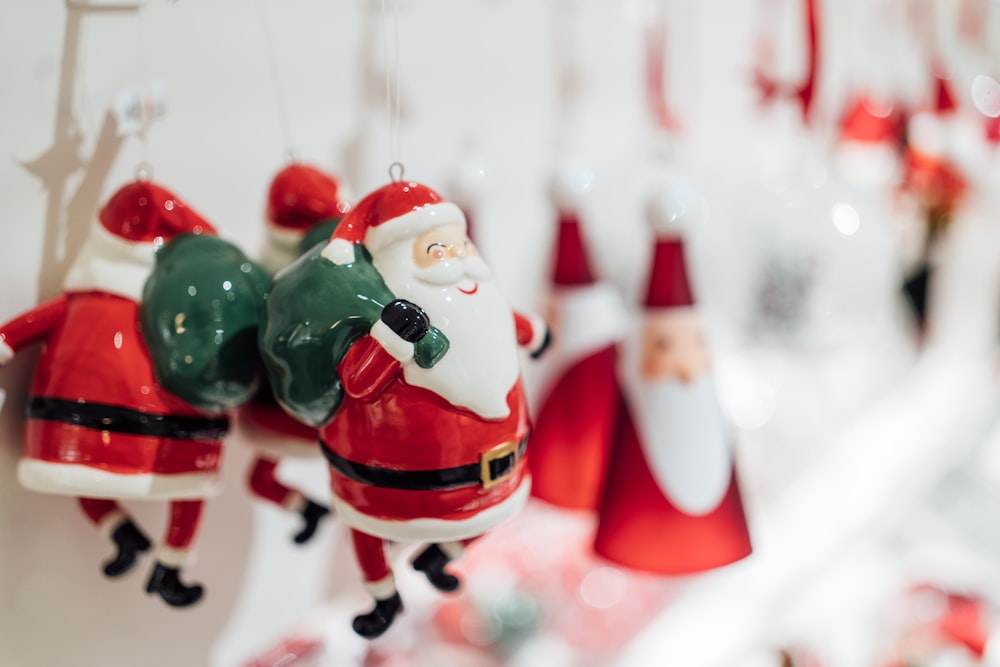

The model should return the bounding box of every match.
[645,181,705,237]
[548,159,596,212]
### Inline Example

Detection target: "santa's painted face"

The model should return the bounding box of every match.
[409,223,491,291]
[371,223,519,420]
[640,308,710,382]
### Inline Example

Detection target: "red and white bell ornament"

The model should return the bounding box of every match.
[592,184,752,575]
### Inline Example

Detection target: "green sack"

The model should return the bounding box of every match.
[260,242,449,428]
[141,234,271,413]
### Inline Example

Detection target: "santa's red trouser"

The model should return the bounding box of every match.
[350,529,477,598]
[247,457,305,512]
[79,497,204,562]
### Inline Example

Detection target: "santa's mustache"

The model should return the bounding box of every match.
[412,255,492,286]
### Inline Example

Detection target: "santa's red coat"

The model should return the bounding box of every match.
[593,398,752,575]
[319,313,541,542]
[2,291,225,499]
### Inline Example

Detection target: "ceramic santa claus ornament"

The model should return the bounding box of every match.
[261,179,549,638]
[0,180,268,607]
[833,94,904,190]
[529,164,626,511]
[592,187,752,574]
[238,163,351,544]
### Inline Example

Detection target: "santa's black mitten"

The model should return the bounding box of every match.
[530,328,553,359]
[381,299,430,343]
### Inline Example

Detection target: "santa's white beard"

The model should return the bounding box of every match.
[623,372,734,516]
[373,241,520,420]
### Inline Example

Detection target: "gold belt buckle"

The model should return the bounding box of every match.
[480,440,518,489]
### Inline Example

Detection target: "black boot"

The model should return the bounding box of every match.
[145,562,204,608]
[903,261,933,335]
[102,520,152,578]
[411,544,460,592]
[292,499,330,545]
[352,592,403,639]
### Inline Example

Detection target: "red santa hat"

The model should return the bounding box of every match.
[267,163,351,233]
[839,95,902,145]
[100,180,216,243]
[908,74,960,158]
[548,163,597,287]
[935,73,958,114]
[834,95,903,187]
[66,180,217,302]
[321,181,466,265]
[985,115,1000,144]
[643,188,696,309]
[550,213,595,286]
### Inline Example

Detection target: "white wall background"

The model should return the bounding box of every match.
[1,1,999,666]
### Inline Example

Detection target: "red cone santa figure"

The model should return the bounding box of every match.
[319,180,548,637]
[529,164,626,511]
[0,181,224,607]
[239,163,351,544]
[592,187,752,574]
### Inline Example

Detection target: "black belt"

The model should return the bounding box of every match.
[27,396,230,441]
[320,436,528,491]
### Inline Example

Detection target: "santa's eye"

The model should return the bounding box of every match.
[426,243,447,260]
[656,335,672,349]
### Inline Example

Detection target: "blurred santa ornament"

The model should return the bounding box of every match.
[261,179,549,638]
[832,94,906,191]
[878,584,1000,666]
[0,179,269,607]
[593,185,752,574]
[529,162,626,512]
[898,74,970,337]
[238,163,351,545]
[827,93,920,348]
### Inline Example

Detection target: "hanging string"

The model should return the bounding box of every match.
[254,0,296,162]
[381,0,403,178]
[135,3,152,179]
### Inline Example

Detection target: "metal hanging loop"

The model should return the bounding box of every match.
[388,161,405,182]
